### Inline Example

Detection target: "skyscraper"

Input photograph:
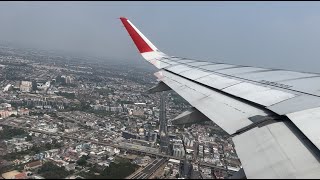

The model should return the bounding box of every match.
[159,93,169,154]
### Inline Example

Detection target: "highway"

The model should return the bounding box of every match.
[131,158,167,179]
[0,123,236,174]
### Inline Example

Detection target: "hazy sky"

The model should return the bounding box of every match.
[1,1,320,72]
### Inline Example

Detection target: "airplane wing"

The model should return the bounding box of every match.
[120,17,320,179]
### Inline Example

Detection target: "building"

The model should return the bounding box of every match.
[18,108,29,116]
[172,142,185,158]
[65,76,73,84]
[131,139,153,147]
[138,128,144,136]
[159,94,169,154]
[20,81,32,92]
[148,132,158,142]
[183,135,195,148]
[93,105,108,111]
[122,131,139,140]
[198,145,204,158]
[134,156,152,166]
[0,109,17,118]
[173,147,185,158]
[24,160,42,170]
[0,103,11,108]
[180,159,193,178]
[3,84,12,92]
[36,81,50,91]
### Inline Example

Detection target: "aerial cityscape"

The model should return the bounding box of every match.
[2,1,320,179]
[0,44,241,179]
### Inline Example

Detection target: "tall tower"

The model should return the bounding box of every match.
[159,92,169,154]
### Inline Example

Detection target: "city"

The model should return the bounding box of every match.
[0,1,320,179]
[0,44,241,179]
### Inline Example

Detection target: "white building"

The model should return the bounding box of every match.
[65,76,73,84]
[3,84,12,92]
[37,81,50,91]
[20,81,32,92]
[173,143,185,158]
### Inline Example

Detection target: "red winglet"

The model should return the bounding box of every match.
[120,17,154,53]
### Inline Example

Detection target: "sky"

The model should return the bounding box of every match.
[1,1,320,72]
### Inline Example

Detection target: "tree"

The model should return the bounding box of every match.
[80,160,138,179]
[26,135,32,141]
[76,157,87,166]
[38,162,71,179]
[10,114,16,117]
[175,173,180,178]
[0,126,27,140]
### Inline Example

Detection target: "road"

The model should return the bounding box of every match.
[0,122,236,174]
[131,158,167,179]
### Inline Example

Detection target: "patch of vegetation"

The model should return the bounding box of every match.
[65,101,90,112]
[38,162,72,179]
[76,155,90,166]
[119,100,134,104]
[3,141,63,161]
[0,164,15,174]
[0,126,28,140]
[56,91,76,99]
[176,173,180,178]
[25,135,32,141]
[9,101,33,109]
[64,101,117,118]
[79,159,138,179]
[89,110,114,117]
[29,111,43,116]
[64,83,77,88]
[94,88,114,96]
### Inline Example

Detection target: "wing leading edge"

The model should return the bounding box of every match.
[120,17,320,179]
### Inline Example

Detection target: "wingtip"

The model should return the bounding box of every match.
[120,16,160,54]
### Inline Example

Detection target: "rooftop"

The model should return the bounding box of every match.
[25,160,42,168]
[1,170,20,179]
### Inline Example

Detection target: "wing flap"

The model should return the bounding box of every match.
[267,94,320,115]
[148,59,172,69]
[179,68,212,80]
[166,64,193,74]
[223,82,296,106]
[196,74,242,89]
[233,122,320,179]
[235,70,317,82]
[156,70,270,135]
[287,107,320,150]
[279,76,320,96]
[165,64,298,107]
[215,66,267,75]
[186,61,214,67]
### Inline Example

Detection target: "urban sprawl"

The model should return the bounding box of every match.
[0,45,241,179]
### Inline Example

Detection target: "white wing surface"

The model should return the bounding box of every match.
[120,17,320,179]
